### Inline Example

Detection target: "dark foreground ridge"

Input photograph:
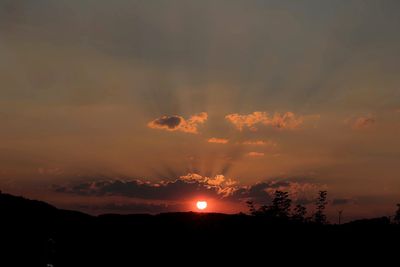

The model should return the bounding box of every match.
[1,192,399,266]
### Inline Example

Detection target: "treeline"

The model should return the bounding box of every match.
[247,190,400,225]
[246,190,328,224]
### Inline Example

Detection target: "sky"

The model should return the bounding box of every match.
[1,0,400,221]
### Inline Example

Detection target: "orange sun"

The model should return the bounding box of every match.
[196,201,207,211]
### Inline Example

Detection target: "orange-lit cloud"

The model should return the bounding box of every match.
[148,112,208,134]
[208,137,229,144]
[242,140,277,147]
[225,111,305,131]
[180,173,237,196]
[247,152,265,157]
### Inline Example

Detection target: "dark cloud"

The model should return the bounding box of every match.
[148,112,208,134]
[228,179,322,205]
[354,195,393,205]
[332,198,354,206]
[54,174,323,208]
[55,179,221,200]
[229,182,273,204]
[151,116,182,129]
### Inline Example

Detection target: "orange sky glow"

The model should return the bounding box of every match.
[1,0,400,221]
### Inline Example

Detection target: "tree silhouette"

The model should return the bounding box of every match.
[269,191,292,219]
[394,203,400,224]
[292,204,307,223]
[314,191,328,224]
[247,191,292,220]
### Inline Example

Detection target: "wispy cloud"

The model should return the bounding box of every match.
[242,140,277,147]
[148,112,208,134]
[208,137,229,144]
[246,152,265,157]
[346,115,376,130]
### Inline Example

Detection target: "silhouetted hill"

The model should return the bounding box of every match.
[344,216,391,226]
[1,191,399,266]
[0,192,91,224]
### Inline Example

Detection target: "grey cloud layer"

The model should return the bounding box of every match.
[54,174,322,205]
[3,0,400,110]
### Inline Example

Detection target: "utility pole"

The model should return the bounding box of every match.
[338,210,343,225]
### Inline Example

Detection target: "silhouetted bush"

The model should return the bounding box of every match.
[292,204,307,223]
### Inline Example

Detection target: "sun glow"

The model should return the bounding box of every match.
[196,201,207,210]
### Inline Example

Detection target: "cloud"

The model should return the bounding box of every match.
[148,112,208,134]
[331,198,354,206]
[54,174,324,210]
[347,115,376,130]
[55,173,238,200]
[228,179,324,205]
[247,152,265,157]
[263,181,323,205]
[225,111,305,131]
[179,173,237,196]
[55,179,219,200]
[242,140,277,147]
[148,116,182,130]
[208,137,229,144]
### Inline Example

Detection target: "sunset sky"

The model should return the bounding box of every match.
[1,0,400,220]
